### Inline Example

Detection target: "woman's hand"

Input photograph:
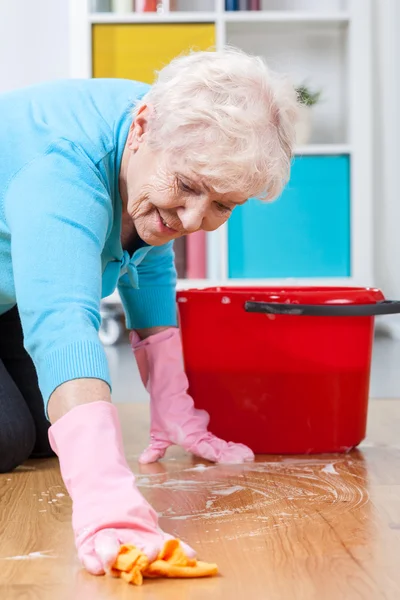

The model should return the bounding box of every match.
[131,328,255,464]
[48,401,195,575]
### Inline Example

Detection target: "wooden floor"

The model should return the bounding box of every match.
[1,401,400,600]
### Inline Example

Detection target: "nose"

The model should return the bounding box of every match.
[177,199,207,233]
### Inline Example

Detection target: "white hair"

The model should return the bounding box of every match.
[134,46,299,201]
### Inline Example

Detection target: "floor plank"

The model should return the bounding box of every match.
[1,400,400,599]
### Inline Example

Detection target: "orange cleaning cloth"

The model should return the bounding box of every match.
[111,539,218,586]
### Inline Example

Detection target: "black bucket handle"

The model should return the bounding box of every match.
[244,300,400,317]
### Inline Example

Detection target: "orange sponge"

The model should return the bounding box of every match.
[111,539,218,586]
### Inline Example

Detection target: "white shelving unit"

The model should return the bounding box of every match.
[89,11,218,23]
[69,0,373,291]
[222,11,350,22]
[88,10,351,23]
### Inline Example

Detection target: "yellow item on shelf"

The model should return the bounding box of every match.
[111,539,218,586]
[92,23,216,83]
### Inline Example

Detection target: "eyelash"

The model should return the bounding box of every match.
[215,202,232,214]
[177,178,231,214]
[178,179,196,194]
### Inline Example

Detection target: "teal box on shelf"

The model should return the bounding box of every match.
[228,155,351,278]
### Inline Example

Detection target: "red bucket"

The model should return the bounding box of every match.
[177,287,400,454]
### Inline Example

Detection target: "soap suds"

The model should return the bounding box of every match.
[184,464,212,473]
[138,477,204,492]
[152,457,368,529]
[321,463,339,475]
[137,477,151,485]
[162,479,201,487]
[169,508,237,521]
[212,486,244,496]
[2,550,55,560]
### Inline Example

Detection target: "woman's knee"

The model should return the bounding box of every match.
[0,414,36,473]
[0,361,36,472]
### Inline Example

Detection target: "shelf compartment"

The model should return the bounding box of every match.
[227,155,351,278]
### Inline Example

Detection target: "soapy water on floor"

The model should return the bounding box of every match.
[4,550,56,560]
[137,457,369,536]
[0,457,369,560]
[321,463,339,475]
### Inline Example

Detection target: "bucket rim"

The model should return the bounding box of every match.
[176,286,385,306]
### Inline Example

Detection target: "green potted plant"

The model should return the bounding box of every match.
[295,84,322,145]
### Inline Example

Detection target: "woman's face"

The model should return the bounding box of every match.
[119,106,247,246]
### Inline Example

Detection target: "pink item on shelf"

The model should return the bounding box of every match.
[248,0,261,9]
[48,401,195,575]
[135,0,158,11]
[130,328,255,464]
[186,230,206,280]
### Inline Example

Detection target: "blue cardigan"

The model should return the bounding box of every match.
[0,79,177,404]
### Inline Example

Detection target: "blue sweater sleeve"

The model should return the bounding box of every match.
[118,242,177,330]
[4,143,112,405]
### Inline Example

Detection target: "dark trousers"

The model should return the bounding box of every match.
[0,306,54,472]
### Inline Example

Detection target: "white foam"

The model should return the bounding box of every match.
[2,551,55,560]
[321,464,339,475]
[212,486,244,496]
[161,479,202,487]
[184,464,211,472]
[137,477,151,485]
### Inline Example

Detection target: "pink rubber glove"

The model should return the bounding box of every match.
[48,401,195,575]
[130,328,254,465]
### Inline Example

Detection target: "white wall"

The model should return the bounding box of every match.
[372,0,400,334]
[0,0,70,93]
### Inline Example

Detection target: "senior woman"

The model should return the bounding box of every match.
[0,47,297,574]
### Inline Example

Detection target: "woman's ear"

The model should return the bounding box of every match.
[127,105,152,151]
